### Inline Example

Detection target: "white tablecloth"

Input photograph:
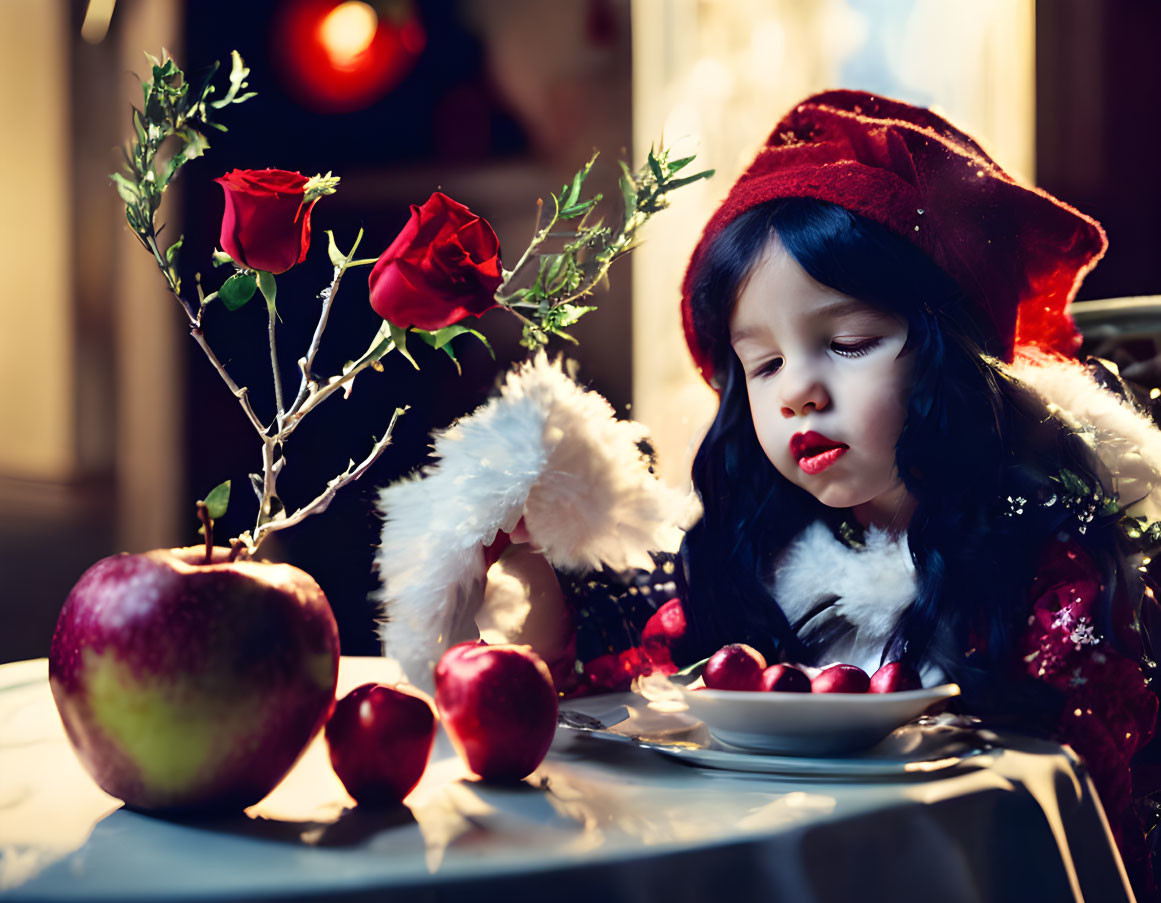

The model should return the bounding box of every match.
[0,656,1136,902]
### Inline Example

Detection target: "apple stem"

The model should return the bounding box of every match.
[196,501,213,563]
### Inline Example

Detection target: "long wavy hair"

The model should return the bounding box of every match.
[681,198,1133,718]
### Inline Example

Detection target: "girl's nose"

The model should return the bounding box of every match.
[779,368,830,418]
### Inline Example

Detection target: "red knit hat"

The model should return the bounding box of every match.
[681,89,1107,384]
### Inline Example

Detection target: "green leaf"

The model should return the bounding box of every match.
[132,107,148,146]
[549,303,596,330]
[110,172,140,205]
[219,271,257,310]
[388,321,420,370]
[662,170,715,192]
[648,148,664,183]
[165,235,184,267]
[256,270,277,315]
[211,249,234,267]
[666,154,697,174]
[541,254,564,286]
[346,320,394,375]
[176,128,210,163]
[414,323,490,353]
[209,50,254,110]
[326,230,346,269]
[203,480,231,520]
[564,169,584,209]
[560,196,600,219]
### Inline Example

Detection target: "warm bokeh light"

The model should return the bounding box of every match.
[273,0,426,113]
[319,1,378,69]
[80,0,116,44]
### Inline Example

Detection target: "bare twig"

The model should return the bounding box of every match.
[246,407,405,552]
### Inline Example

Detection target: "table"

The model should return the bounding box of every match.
[0,656,1137,902]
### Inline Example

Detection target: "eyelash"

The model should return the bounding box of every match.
[830,337,881,358]
[752,337,882,377]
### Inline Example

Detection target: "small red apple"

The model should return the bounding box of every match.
[434,641,558,781]
[703,643,766,691]
[760,663,812,693]
[811,663,870,693]
[49,547,339,812]
[869,661,922,693]
[325,682,436,806]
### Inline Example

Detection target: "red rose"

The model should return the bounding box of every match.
[368,192,502,330]
[214,169,315,274]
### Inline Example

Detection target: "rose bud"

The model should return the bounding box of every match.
[703,643,766,691]
[325,682,437,807]
[869,661,923,693]
[369,192,502,331]
[760,663,812,693]
[434,642,558,782]
[811,663,871,693]
[214,168,318,274]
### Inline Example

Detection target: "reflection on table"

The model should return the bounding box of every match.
[0,656,1136,902]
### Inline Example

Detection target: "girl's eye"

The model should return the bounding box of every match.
[754,357,783,378]
[830,337,881,358]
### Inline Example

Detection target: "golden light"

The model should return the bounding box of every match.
[80,0,117,44]
[319,1,378,69]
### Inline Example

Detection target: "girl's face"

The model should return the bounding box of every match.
[729,239,915,530]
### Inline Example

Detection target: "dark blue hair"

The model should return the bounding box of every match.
[681,198,1129,718]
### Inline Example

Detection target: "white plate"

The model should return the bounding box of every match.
[634,737,983,780]
[677,683,961,755]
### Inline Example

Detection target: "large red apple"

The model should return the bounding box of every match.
[325,682,436,806]
[433,641,558,782]
[703,643,766,691]
[48,546,340,812]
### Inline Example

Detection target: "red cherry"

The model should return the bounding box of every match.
[760,664,812,693]
[869,661,922,693]
[811,663,870,693]
[703,643,766,691]
[325,682,436,806]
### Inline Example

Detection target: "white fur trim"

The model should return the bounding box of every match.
[1011,350,1161,521]
[375,353,691,688]
[771,521,923,678]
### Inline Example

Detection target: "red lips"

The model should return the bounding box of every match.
[789,431,849,475]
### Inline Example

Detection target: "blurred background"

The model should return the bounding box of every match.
[2,0,1159,663]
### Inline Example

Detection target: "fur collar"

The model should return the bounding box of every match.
[770,521,922,677]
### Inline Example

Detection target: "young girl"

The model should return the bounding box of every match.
[379,90,1161,895]
[678,90,1161,895]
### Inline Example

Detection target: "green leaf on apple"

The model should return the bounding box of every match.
[204,480,231,520]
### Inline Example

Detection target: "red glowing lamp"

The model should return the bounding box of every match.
[272,0,425,113]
